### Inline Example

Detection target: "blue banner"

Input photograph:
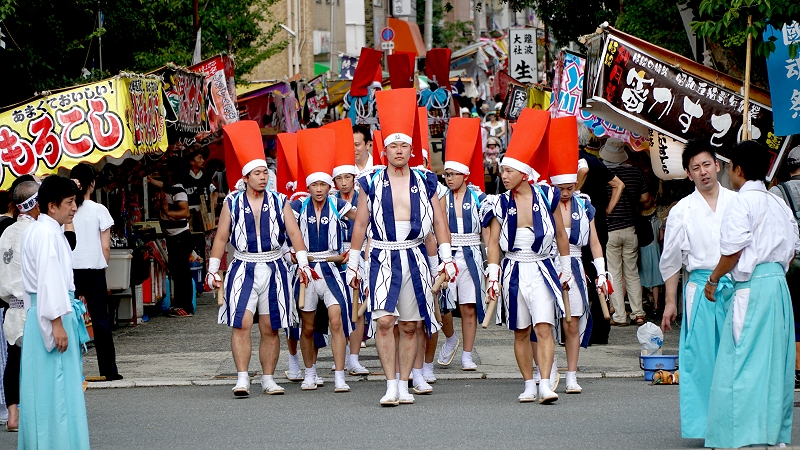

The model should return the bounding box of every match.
[764,22,800,136]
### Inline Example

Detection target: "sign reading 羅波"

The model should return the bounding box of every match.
[585,34,788,178]
[508,28,538,84]
[764,22,800,136]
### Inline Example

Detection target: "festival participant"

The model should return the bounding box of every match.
[291,127,357,393]
[207,120,312,398]
[703,141,800,448]
[353,125,374,174]
[482,109,572,404]
[18,175,90,448]
[346,88,456,406]
[329,119,371,376]
[435,117,488,372]
[547,116,607,394]
[658,140,736,438]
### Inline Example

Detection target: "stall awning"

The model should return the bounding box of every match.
[388,18,426,57]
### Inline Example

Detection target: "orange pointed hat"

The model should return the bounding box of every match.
[413,106,430,168]
[548,116,579,185]
[375,88,417,149]
[444,117,484,191]
[275,133,298,195]
[297,128,336,189]
[351,47,383,97]
[372,129,385,166]
[500,108,550,180]
[222,120,267,177]
[324,119,358,178]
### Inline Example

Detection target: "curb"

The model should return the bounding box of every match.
[85,371,648,389]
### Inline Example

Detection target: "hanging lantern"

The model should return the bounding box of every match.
[648,129,687,180]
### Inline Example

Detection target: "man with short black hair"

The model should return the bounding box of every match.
[353,125,374,173]
[769,145,800,389]
[703,140,800,448]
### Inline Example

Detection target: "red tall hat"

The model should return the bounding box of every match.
[324,119,358,178]
[351,47,383,97]
[223,120,267,178]
[375,88,417,149]
[388,52,416,89]
[444,117,484,191]
[372,129,385,166]
[548,116,579,185]
[276,133,299,195]
[413,106,430,168]
[297,128,336,190]
[425,48,452,90]
[501,108,550,181]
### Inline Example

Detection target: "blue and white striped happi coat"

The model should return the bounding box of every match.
[441,186,487,322]
[291,195,354,338]
[356,167,442,336]
[337,189,376,338]
[481,183,563,330]
[218,190,296,330]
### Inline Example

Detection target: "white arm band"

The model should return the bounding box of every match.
[592,257,606,276]
[438,243,452,262]
[208,257,221,275]
[348,249,361,269]
[296,250,309,267]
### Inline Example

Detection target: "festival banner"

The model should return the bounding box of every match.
[339,55,358,80]
[763,22,800,136]
[158,65,207,134]
[552,51,648,151]
[585,34,789,178]
[0,75,167,190]
[189,54,238,133]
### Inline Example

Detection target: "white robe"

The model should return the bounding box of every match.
[20,214,75,352]
[0,214,35,346]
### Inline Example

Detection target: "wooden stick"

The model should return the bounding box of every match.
[298,280,306,310]
[597,288,611,320]
[216,271,224,307]
[351,287,360,323]
[431,272,449,295]
[307,254,347,264]
[357,298,368,318]
[741,15,753,141]
[482,298,497,328]
[562,288,572,323]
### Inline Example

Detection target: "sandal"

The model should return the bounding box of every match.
[610,320,629,327]
[635,316,645,325]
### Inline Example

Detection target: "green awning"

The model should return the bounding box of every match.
[314,62,330,76]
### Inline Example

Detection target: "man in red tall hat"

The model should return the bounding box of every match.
[547,116,608,394]
[346,88,456,406]
[291,127,358,393]
[434,117,488,374]
[206,120,313,398]
[482,109,573,404]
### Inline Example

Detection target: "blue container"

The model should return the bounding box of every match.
[190,262,203,292]
[639,355,679,381]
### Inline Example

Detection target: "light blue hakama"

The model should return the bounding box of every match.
[18,293,90,450]
[679,269,732,439]
[705,262,794,448]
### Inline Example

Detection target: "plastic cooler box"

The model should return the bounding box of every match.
[106,249,133,290]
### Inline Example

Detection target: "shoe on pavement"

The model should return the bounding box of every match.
[436,337,460,366]
[399,392,415,404]
[518,391,537,403]
[349,364,370,376]
[538,381,559,404]
[285,370,303,382]
[413,381,433,394]
[334,382,350,393]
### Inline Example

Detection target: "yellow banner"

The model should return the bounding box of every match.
[0,75,167,190]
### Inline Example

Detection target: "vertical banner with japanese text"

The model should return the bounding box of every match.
[585,33,789,179]
[764,22,800,136]
[189,54,238,133]
[508,28,538,84]
[0,76,167,190]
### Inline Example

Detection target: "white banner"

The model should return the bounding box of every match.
[508,28,538,84]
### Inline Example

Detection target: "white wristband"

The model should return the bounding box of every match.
[429,255,440,270]
[592,257,606,276]
[487,263,501,282]
[438,243,452,262]
[559,256,572,275]
[348,249,361,269]
[208,257,221,275]
[296,250,309,267]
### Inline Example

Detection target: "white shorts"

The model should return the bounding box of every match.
[508,262,556,329]
[372,250,424,322]
[452,249,477,306]
[300,266,340,312]
[244,264,274,316]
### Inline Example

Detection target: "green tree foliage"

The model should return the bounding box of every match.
[417,0,447,47]
[0,0,286,107]
[615,0,694,58]
[690,0,799,57]
[440,20,476,50]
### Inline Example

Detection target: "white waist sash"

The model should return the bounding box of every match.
[233,249,282,263]
[451,233,481,247]
[371,237,424,251]
[506,250,549,263]
[569,244,583,258]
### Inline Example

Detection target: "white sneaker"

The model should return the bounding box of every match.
[399,391,415,404]
[334,381,351,393]
[518,391,537,403]
[538,380,559,404]
[413,380,433,394]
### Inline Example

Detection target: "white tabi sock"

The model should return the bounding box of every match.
[412,368,425,386]
[304,366,316,381]
[422,362,434,377]
[261,374,277,388]
[345,343,350,356]
[348,354,360,368]
[461,350,473,365]
[399,381,410,396]
[237,371,250,386]
[334,370,346,385]
[566,371,577,385]
[524,379,536,395]
[386,379,399,397]
[288,353,300,372]
[445,334,458,349]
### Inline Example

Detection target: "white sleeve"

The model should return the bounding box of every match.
[578,158,588,171]
[659,205,686,281]
[719,197,752,256]
[35,232,73,352]
[99,204,115,231]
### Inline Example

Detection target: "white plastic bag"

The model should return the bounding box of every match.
[637,322,663,355]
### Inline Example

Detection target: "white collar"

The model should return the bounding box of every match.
[38,213,63,230]
[738,180,767,194]
[189,170,204,180]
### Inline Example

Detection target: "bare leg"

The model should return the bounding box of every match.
[514,326,534,380]
[375,316,397,380]
[440,311,454,339]
[288,336,299,355]
[299,310,317,369]
[257,316,281,375]
[414,322,426,369]
[562,317,580,372]
[460,304,477,352]
[328,305,346,371]
[398,321,418,380]
[424,329,437,364]
[232,311,254,372]
[7,404,18,429]
[394,324,400,376]
[530,341,539,369]
[533,323,554,379]
[349,315,366,355]
[652,286,661,312]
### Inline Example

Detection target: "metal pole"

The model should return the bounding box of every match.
[98,10,103,74]
[330,0,336,73]
[424,0,432,50]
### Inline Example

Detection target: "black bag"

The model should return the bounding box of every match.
[635,216,655,248]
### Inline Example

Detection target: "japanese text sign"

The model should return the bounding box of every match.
[0,76,168,190]
[508,28,538,84]
[586,34,787,176]
[764,22,800,136]
[189,54,238,133]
